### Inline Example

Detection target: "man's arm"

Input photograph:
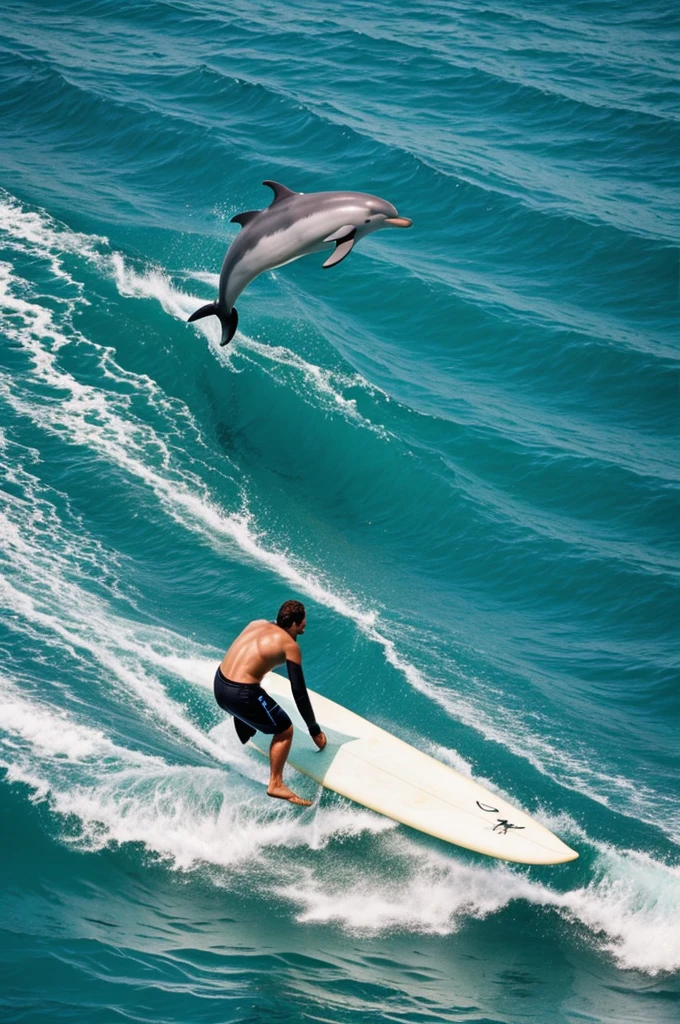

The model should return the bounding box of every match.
[284,644,322,739]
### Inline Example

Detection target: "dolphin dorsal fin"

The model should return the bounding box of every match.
[262,180,296,205]
[231,210,260,227]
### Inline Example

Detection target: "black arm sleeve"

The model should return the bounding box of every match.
[285,659,320,736]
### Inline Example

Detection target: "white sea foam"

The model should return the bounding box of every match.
[560,847,680,975]
[1,686,123,764]
[181,269,220,288]
[0,190,107,287]
[52,773,393,869]
[279,837,537,934]
[279,823,680,975]
[0,438,231,765]
[111,252,199,326]
[535,811,680,973]
[111,248,389,433]
[0,678,392,871]
[0,571,230,765]
[237,336,390,435]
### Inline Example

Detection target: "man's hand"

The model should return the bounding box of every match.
[312,731,327,751]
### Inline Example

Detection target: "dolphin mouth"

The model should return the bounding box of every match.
[385,216,412,228]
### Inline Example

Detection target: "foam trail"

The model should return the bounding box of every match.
[0,678,393,870]
[0,193,384,434]
[236,337,390,435]
[0,573,229,765]
[279,825,680,976]
[0,443,233,764]
[537,813,680,975]
[0,190,108,284]
[112,252,390,434]
[0,684,151,766]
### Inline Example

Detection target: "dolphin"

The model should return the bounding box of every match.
[188,181,412,345]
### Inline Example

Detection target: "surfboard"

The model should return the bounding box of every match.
[249,672,578,865]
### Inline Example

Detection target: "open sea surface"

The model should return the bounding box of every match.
[1,1,679,1021]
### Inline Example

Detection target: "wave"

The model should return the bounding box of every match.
[2,680,678,976]
[4,21,678,258]
[1,189,678,846]
[0,678,391,866]
[123,261,391,437]
[2,1,680,1010]
[0,287,677,979]
[281,820,680,976]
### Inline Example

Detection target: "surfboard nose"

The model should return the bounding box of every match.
[385,216,412,227]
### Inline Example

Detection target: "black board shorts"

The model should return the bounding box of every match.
[214,665,292,743]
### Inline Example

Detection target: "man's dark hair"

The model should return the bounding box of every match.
[276,600,306,629]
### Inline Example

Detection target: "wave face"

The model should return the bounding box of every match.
[1,0,679,1020]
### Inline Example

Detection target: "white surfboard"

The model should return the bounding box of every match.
[249,672,578,865]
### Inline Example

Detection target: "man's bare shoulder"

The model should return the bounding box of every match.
[258,622,299,655]
[245,618,271,630]
[235,618,271,638]
[250,620,284,646]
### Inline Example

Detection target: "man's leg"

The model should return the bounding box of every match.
[267,725,312,806]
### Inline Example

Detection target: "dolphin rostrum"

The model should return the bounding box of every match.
[188,181,412,345]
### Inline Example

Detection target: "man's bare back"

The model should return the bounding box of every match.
[214,601,326,807]
[220,619,302,684]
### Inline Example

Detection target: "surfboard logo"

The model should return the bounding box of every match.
[492,819,526,835]
[476,801,525,835]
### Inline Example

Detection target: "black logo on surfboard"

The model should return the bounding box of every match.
[476,801,525,835]
[492,819,525,834]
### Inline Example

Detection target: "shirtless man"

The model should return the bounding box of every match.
[214,599,327,806]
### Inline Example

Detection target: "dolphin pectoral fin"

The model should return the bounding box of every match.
[262,180,296,205]
[231,210,260,227]
[322,226,356,266]
[188,302,218,323]
[322,236,355,268]
[323,225,355,242]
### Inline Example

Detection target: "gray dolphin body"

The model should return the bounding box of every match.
[188,181,412,345]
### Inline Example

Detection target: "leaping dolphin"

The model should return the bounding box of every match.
[188,181,412,345]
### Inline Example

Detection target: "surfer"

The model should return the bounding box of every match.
[214,600,327,806]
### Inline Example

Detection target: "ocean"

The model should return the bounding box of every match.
[1,1,679,1021]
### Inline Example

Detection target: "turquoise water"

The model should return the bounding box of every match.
[1,1,679,1020]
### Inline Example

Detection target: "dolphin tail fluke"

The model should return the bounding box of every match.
[187,302,239,346]
[219,307,238,346]
[188,301,218,323]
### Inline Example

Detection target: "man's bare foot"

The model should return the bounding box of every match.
[267,783,312,806]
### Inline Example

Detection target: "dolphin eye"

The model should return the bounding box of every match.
[364,218,371,223]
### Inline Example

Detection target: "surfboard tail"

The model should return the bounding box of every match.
[187,302,239,346]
